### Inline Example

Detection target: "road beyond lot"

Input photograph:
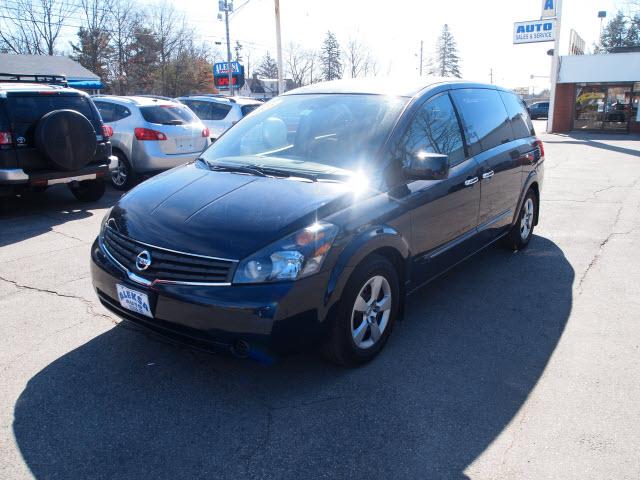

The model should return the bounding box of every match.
[1,123,639,480]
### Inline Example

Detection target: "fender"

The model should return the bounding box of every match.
[323,225,411,309]
[512,160,544,227]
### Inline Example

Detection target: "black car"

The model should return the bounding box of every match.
[91,78,544,366]
[0,74,115,201]
[528,101,549,119]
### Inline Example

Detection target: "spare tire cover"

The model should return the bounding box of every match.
[35,109,97,171]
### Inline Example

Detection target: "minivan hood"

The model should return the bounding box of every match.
[110,163,356,259]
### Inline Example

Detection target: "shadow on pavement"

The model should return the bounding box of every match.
[13,236,574,480]
[0,184,121,248]
[544,131,640,158]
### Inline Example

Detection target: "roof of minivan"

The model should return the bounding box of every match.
[284,77,484,97]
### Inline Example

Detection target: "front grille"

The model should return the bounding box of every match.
[102,226,235,284]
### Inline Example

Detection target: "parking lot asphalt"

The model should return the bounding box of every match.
[1,122,639,480]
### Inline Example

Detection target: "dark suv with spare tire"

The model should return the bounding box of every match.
[0,75,115,202]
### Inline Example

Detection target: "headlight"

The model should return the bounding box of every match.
[99,207,113,237]
[233,221,339,283]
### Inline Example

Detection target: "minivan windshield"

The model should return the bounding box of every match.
[201,94,408,176]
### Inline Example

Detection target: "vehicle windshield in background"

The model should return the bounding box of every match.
[202,94,408,175]
[140,105,198,125]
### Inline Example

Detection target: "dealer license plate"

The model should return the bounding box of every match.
[116,284,153,318]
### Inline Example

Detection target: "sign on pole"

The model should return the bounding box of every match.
[213,62,244,90]
[541,0,556,18]
[513,19,556,44]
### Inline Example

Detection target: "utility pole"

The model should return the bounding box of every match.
[489,68,493,84]
[419,40,423,76]
[547,0,562,133]
[274,0,284,95]
[224,0,234,96]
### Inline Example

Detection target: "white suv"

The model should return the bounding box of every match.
[175,95,263,141]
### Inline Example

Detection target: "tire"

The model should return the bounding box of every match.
[35,109,97,171]
[68,178,106,202]
[110,151,136,190]
[322,254,400,366]
[502,189,537,251]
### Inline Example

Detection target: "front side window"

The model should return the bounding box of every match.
[399,93,465,167]
[201,94,408,175]
[451,88,512,154]
[94,101,115,123]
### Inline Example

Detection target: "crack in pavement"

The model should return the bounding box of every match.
[0,274,116,324]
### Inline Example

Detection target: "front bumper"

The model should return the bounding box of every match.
[90,238,332,356]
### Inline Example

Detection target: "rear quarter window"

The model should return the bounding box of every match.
[450,88,513,154]
[241,104,261,116]
[499,91,534,139]
[140,105,198,125]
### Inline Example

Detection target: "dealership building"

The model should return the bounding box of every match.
[551,50,640,134]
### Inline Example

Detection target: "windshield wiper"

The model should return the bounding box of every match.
[201,160,267,177]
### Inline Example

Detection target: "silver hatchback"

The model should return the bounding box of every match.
[93,96,210,189]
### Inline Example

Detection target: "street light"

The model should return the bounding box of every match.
[218,0,235,96]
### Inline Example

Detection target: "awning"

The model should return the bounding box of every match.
[67,80,103,89]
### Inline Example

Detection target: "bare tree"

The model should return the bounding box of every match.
[71,0,114,80]
[0,0,76,54]
[152,2,189,95]
[286,43,314,87]
[344,36,366,78]
[107,0,140,94]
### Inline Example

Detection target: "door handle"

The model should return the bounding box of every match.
[464,177,479,186]
[482,170,495,179]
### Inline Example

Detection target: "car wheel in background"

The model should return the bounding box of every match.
[110,152,136,190]
[503,189,538,251]
[322,254,400,366]
[68,178,106,202]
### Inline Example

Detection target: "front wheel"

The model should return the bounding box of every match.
[68,178,106,202]
[503,189,537,251]
[322,254,400,366]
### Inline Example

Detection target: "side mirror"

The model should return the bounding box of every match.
[402,151,449,180]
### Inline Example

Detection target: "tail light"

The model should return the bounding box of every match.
[534,138,545,157]
[0,131,12,145]
[102,125,113,138]
[134,128,167,141]
[202,127,210,138]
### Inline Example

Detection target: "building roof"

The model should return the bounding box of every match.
[283,77,466,97]
[0,54,100,81]
[558,52,640,84]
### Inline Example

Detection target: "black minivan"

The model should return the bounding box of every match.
[91,78,544,366]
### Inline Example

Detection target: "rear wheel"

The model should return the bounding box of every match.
[68,178,106,202]
[503,189,537,251]
[110,151,136,190]
[322,254,400,366]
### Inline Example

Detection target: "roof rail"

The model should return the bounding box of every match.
[0,73,68,86]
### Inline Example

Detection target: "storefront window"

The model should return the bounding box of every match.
[575,86,605,130]
[575,84,636,132]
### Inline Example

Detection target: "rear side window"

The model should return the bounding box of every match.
[182,100,231,121]
[241,104,260,116]
[140,105,198,125]
[499,91,534,139]
[450,88,512,154]
[7,94,99,139]
[400,93,465,167]
[95,101,131,123]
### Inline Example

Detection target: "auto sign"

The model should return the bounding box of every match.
[513,19,556,44]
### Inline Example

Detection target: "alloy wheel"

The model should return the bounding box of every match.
[520,197,534,240]
[111,157,127,187]
[351,275,392,349]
